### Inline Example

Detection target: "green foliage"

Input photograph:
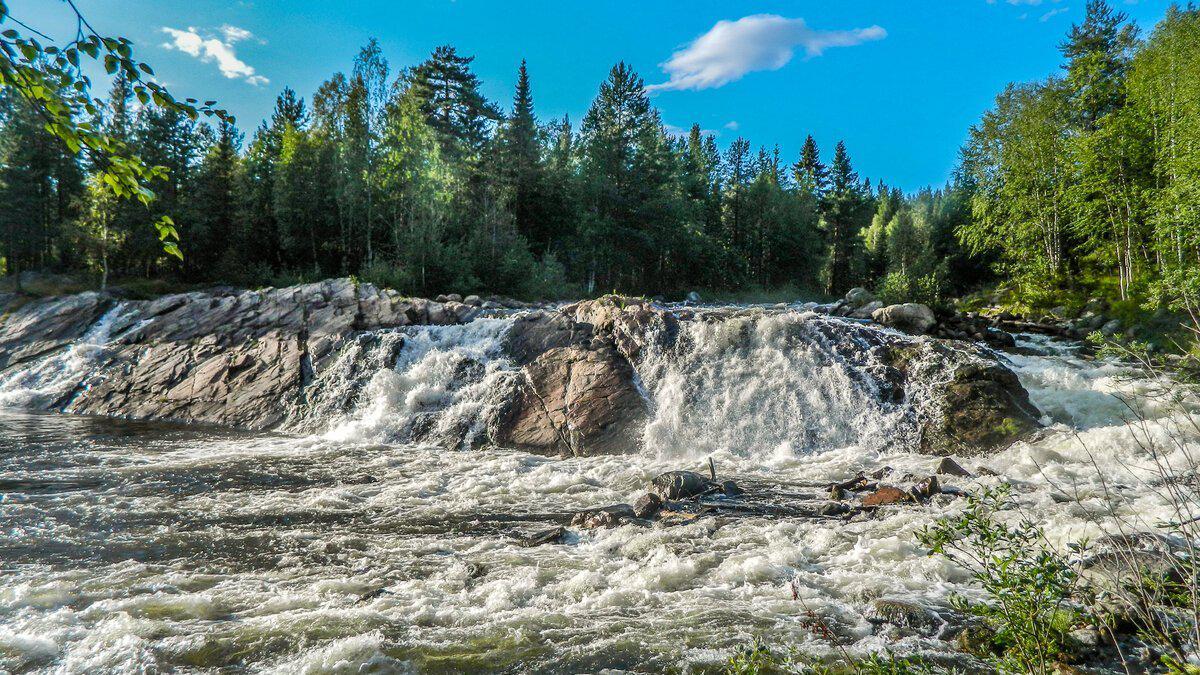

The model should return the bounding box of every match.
[0,0,230,262]
[917,485,1086,674]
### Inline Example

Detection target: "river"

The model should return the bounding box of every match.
[0,308,1192,673]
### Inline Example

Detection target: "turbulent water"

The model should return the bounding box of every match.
[0,306,1196,673]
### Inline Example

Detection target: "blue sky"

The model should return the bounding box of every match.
[10,0,1177,191]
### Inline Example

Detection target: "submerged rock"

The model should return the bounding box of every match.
[633,492,664,519]
[571,504,636,529]
[863,486,911,506]
[935,457,972,477]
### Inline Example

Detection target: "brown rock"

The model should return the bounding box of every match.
[491,345,648,457]
[633,492,664,519]
[863,486,911,506]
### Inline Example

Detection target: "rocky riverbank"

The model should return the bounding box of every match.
[0,279,1042,457]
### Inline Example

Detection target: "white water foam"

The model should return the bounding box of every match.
[0,305,125,409]
[638,311,916,464]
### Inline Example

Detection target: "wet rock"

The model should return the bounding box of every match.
[572,504,636,529]
[633,492,664,519]
[686,291,702,304]
[869,466,893,480]
[652,471,712,500]
[911,475,941,501]
[888,341,1041,456]
[935,457,972,477]
[0,291,112,370]
[502,310,593,366]
[818,501,851,517]
[562,295,679,362]
[867,599,942,635]
[0,279,479,430]
[1100,319,1123,336]
[863,486,911,506]
[523,526,567,547]
[463,294,482,307]
[491,345,648,457]
[872,303,937,335]
[720,480,743,497]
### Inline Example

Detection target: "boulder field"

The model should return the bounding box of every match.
[0,280,1042,456]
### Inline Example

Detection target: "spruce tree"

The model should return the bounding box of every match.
[794,135,829,197]
[409,45,501,159]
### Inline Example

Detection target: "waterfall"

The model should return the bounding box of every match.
[298,318,520,448]
[635,310,918,461]
[0,305,126,410]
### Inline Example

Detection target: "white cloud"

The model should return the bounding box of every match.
[161,26,268,86]
[1040,6,1069,20]
[647,15,886,93]
[724,121,740,131]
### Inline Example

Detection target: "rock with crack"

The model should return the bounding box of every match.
[491,344,649,457]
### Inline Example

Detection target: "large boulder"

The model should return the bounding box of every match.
[491,345,648,457]
[872,303,937,335]
[844,287,876,308]
[502,310,593,366]
[886,341,1041,456]
[0,279,474,430]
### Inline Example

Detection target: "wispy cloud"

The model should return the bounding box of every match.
[724,121,740,131]
[161,25,268,86]
[1040,6,1069,20]
[647,14,886,93]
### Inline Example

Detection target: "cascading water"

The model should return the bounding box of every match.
[0,305,126,409]
[637,310,916,462]
[0,303,1196,673]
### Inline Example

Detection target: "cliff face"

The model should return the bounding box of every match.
[0,279,479,429]
[0,283,1041,456]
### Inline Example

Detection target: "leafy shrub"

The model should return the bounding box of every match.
[917,485,1086,674]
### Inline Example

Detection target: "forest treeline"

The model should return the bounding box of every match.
[1,2,1197,316]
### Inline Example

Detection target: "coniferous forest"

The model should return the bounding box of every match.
[1,2,1198,321]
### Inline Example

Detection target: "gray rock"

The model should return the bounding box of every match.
[844,287,877,308]
[572,504,636,529]
[633,492,664,519]
[1100,319,1123,336]
[0,291,112,370]
[686,291,702,304]
[652,471,712,500]
[502,310,593,366]
[0,279,469,430]
[935,457,972,477]
[850,300,883,319]
[867,599,943,635]
[872,303,937,335]
[463,295,482,307]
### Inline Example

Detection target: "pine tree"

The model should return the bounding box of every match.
[1061,0,1140,130]
[408,45,501,159]
[793,135,829,197]
[822,141,868,294]
[497,60,551,252]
